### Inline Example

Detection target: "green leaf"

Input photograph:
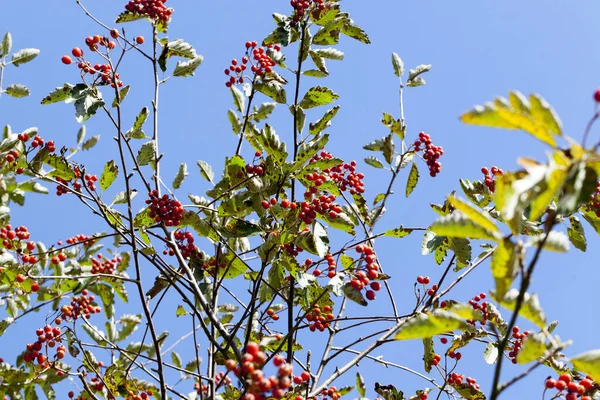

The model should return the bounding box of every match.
[492,288,547,328]
[1,32,12,57]
[528,231,570,252]
[391,52,404,77]
[311,47,344,60]
[41,83,75,105]
[382,134,394,164]
[571,350,600,382]
[172,55,203,77]
[381,113,404,139]
[342,282,367,306]
[290,105,306,134]
[172,163,188,189]
[423,337,435,373]
[309,106,340,135]
[294,221,329,258]
[255,124,287,165]
[309,51,328,75]
[448,196,500,234]
[254,80,287,104]
[82,134,100,151]
[299,86,339,109]
[126,107,149,138]
[136,141,156,166]
[5,84,30,98]
[197,160,215,183]
[112,84,130,107]
[491,239,519,299]
[356,372,366,398]
[77,125,86,145]
[171,352,182,368]
[341,22,371,44]
[430,212,501,241]
[74,91,104,123]
[484,342,499,364]
[383,226,414,238]
[567,215,586,252]
[461,92,561,147]
[364,156,384,169]
[18,181,48,194]
[99,160,119,191]
[406,162,419,197]
[158,39,197,71]
[111,189,137,205]
[11,48,39,66]
[115,10,146,23]
[395,310,471,340]
[252,102,276,122]
[407,64,431,81]
[231,86,245,113]
[313,18,345,45]
[44,154,75,180]
[176,305,187,317]
[0,317,13,336]
[516,333,546,364]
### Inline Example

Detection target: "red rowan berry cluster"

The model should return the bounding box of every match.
[244,161,265,176]
[91,254,122,274]
[23,325,66,365]
[431,353,442,366]
[225,343,294,400]
[317,386,341,400]
[84,174,98,191]
[413,131,443,177]
[4,149,19,166]
[307,253,337,279]
[310,151,365,195]
[306,304,334,332]
[507,326,529,364]
[65,234,96,246]
[587,181,600,217]
[225,42,278,87]
[124,0,173,23]
[416,276,438,297]
[290,0,326,24]
[164,230,197,259]
[59,289,101,321]
[280,242,302,257]
[352,245,382,301]
[418,393,429,400]
[481,166,503,193]
[466,292,488,325]
[50,252,67,265]
[265,308,280,321]
[146,190,184,226]
[447,372,480,391]
[1,224,32,250]
[61,36,124,87]
[124,390,153,400]
[194,373,232,396]
[545,373,595,400]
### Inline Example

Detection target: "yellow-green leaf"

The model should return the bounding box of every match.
[492,288,546,328]
[430,212,501,242]
[394,310,471,340]
[448,196,500,234]
[571,350,600,382]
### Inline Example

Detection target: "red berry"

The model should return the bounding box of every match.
[136,36,145,44]
[61,55,72,65]
[594,88,600,102]
[366,290,375,301]
[110,29,119,39]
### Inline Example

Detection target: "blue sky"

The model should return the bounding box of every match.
[2,0,600,399]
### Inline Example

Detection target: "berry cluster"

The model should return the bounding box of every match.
[545,373,595,400]
[124,0,173,23]
[224,42,278,87]
[307,253,337,279]
[416,276,438,297]
[22,325,66,365]
[146,190,184,226]
[225,343,294,400]
[298,193,342,224]
[65,233,96,246]
[466,292,488,325]
[61,36,124,87]
[163,230,197,259]
[311,151,365,195]
[1,224,31,248]
[91,254,122,275]
[84,174,98,191]
[244,161,265,176]
[351,245,383,301]
[290,0,326,24]
[281,242,302,257]
[413,131,444,177]
[59,289,101,321]
[194,373,231,396]
[431,353,442,367]
[124,390,153,400]
[481,166,503,193]
[317,386,342,400]
[265,308,280,321]
[587,181,600,217]
[507,326,529,364]
[50,252,67,266]
[447,372,480,391]
[305,304,334,332]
